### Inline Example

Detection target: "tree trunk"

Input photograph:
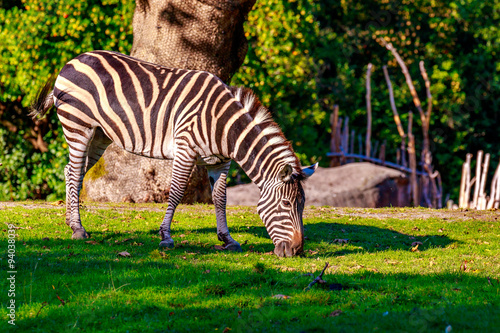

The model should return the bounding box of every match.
[81,0,255,204]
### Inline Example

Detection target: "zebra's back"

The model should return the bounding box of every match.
[53,50,231,160]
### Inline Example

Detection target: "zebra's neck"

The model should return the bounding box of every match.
[226,88,301,189]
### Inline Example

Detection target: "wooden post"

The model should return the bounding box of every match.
[407,111,418,206]
[349,129,355,162]
[487,160,500,209]
[463,153,473,208]
[459,158,468,208]
[358,134,363,156]
[337,118,343,163]
[472,151,483,209]
[372,140,380,159]
[383,65,406,139]
[342,117,349,158]
[379,140,386,165]
[422,151,435,208]
[435,170,443,209]
[383,42,428,151]
[366,63,373,158]
[495,166,500,209]
[478,153,490,210]
[329,104,340,167]
[419,60,432,157]
[383,65,407,168]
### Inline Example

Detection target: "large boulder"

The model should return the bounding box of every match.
[80,147,211,204]
[227,162,410,207]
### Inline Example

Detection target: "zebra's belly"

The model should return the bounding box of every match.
[197,155,230,166]
[116,137,176,161]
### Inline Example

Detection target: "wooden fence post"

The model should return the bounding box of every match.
[366,63,373,158]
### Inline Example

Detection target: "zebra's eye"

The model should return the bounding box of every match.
[282,199,291,208]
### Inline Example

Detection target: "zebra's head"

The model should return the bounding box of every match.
[257,163,318,257]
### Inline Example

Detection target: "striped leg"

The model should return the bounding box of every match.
[207,162,242,252]
[159,144,197,248]
[64,127,111,239]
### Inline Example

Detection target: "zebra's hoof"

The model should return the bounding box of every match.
[159,239,174,248]
[72,229,89,239]
[224,242,242,252]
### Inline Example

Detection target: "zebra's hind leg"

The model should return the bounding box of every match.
[64,127,111,239]
[207,162,242,252]
[159,144,197,248]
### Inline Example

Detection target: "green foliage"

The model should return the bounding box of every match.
[1,0,499,201]
[231,0,500,200]
[0,0,134,200]
[232,0,325,165]
[0,204,499,331]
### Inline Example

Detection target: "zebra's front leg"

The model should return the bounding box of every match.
[159,146,197,248]
[207,162,242,252]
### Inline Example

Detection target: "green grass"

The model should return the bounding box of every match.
[1,203,499,332]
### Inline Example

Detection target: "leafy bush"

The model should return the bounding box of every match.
[233,0,500,200]
[0,0,134,200]
[1,0,498,201]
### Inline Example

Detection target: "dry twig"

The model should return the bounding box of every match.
[305,262,329,291]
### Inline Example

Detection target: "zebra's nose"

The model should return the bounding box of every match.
[289,230,304,255]
[274,232,303,257]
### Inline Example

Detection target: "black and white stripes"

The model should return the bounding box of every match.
[30,50,317,257]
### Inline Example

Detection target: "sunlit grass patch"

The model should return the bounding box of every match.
[0,203,499,332]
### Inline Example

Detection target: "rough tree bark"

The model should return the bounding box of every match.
[81,0,255,203]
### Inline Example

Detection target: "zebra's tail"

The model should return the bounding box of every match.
[29,76,56,120]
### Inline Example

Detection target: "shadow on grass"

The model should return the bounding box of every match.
[133,221,454,255]
[3,244,498,332]
[34,218,455,257]
[305,222,455,255]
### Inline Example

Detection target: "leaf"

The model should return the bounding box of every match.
[329,309,342,317]
[56,294,66,306]
[85,240,98,245]
[117,251,131,257]
[272,294,291,299]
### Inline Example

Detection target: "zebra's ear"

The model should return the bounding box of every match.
[279,164,294,182]
[302,162,318,179]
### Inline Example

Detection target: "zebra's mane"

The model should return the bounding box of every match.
[229,86,304,179]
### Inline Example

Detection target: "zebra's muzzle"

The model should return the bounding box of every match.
[274,232,303,257]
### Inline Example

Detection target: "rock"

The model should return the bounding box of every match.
[80,144,212,204]
[226,163,410,208]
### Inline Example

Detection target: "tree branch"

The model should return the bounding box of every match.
[305,262,329,291]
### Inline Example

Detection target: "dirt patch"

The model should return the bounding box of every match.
[1,201,497,222]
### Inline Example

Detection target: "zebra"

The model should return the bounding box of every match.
[30,50,317,257]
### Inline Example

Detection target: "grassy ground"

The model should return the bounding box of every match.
[1,202,499,332]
